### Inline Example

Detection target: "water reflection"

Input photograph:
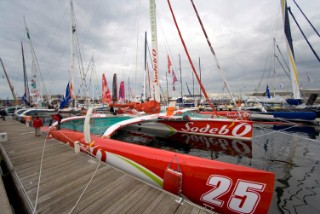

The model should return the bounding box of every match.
[113,130,252,159]
[253,124,320,214]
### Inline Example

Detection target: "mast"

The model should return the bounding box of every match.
[272,38,276,97]
[166,72,169,103]
[149,0,160,102]
[179,54,182,99]
[21,42,30,103]
[192,69,194,98]
[69,0,90,106]
[24,17,48,105]
[199,57,202,101]
[144,31,147,101]
[0,58,17,102]
[281,0,301,100]
[70,0,75,101]
[127,77,130,101]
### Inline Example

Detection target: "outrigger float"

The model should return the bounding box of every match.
[103,112,253,141]
[45,109,275,214]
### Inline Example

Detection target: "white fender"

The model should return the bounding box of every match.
[84,107,93,144]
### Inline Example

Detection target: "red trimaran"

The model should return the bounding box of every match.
[108,31,161,114]
[48,1,275,213]
[107,73,160,114]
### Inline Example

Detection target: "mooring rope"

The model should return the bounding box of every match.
[68,159,101,214]
[253,123,320,143]
[51,129,103,213]
[253,123,301,139]
[32,128,97,213]
[32,135,50,214]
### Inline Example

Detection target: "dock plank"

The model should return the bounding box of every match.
[0,119,214,213]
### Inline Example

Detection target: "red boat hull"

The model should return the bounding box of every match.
[111,100,161,114]
[157,116,253,140]
[49,128,274,214]
[198,110,251,120]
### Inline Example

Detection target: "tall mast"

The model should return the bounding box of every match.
[69,0,90,106]
[24,17,48,104]
[0,58,17,102]
[281,0,301,100]
[143,31,147,101]
[21,42,30,103]
[199,57,202,101]
[272,38,276,97]
[179,54,182,99]
[149,0,160,102]
[70,0,75,100]
[192,69,194,98]
[166,72,169,103]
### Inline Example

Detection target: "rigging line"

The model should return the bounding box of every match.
[167,0,216,115]
[68,160,101,214]
[157,10,180,82]
[288,7,320,63]
[275,55,291,79]
[36,0,69,86]
[189,0,243,118]
[253,123,320,143]
[74,25,89,98]
[32,136,49,214]
[276,43,290,72]
[253,123,301,139]
[292,0,320,39]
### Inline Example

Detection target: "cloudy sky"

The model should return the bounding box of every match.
[0,0,319,100]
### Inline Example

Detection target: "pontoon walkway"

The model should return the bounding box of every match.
[0,119,213,213]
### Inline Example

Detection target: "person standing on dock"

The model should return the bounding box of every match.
[52,112,62,130]
[0,108,7,121]
[32,116,43,136]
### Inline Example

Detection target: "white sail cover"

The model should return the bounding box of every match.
[149,0,160,102]
[281,0,301,99]
[84,107,93,143]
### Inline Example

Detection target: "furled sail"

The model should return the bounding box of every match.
[112,73,118,103]
[119,81,125,102]
[149,0,160,102]
[281,0,302,103]
[101,73,112,104]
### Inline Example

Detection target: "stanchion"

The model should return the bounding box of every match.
[25,116,32,127]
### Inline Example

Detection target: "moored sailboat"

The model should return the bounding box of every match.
[248,0,320,124]
[47,109,274,214]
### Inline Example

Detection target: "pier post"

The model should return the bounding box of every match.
[0,133,7,143]
[74,141,80,153]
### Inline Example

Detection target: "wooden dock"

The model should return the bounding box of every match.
[0,119,213,214]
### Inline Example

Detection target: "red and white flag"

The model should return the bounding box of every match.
[172,69,178,91]
[167,54,172,74]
